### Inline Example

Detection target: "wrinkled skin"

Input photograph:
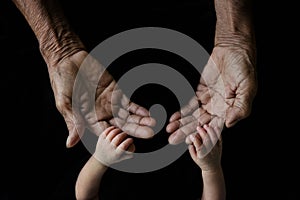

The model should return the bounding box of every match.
[167,46,257,145]
[48,51,156,147]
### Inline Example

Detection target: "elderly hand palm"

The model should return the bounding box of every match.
[167,46,257,145]
[48,51,155,147]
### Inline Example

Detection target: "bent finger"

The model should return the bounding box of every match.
[188,145,197,161]
[111,132,128,147]
[168,120,198,144]
[121,95,150,117]
[118,138,135,152]
[203,124,219,146]
[122,123,154,139]
[106,128,122,141]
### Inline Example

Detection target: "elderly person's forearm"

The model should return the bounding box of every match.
[12,0,85,66]
[214,0,256,51]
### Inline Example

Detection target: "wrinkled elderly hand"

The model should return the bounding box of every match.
[49,51,156,147]
[166,0,257,145]
[11,0,156,148]
[167,45,257,144]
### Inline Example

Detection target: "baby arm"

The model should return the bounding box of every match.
[75,127,135,200]
[188,124,226,200]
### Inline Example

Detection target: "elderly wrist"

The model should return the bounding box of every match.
[39,31,85,67]
[214,31,255,50]
[214,0,256,50]
[214,32,257,67]
[215,17,255,50]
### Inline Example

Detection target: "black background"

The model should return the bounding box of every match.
[0,0,298,199]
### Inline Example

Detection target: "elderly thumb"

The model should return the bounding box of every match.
[225,106,248,128]
[66,126,81,148]
[63,109,85,148]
